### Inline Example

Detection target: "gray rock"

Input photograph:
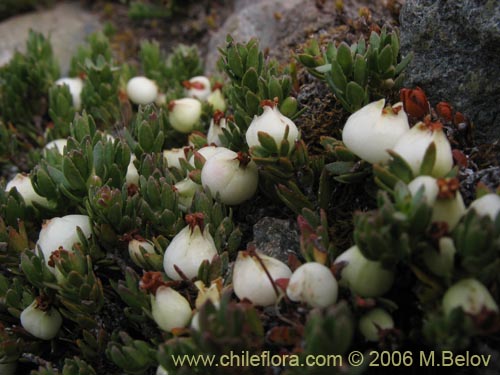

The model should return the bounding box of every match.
[252,217,300,263]
[400,0,500,144]
[0,2,101,74]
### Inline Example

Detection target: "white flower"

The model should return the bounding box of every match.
[5,173,49,207]
[168,98,202,133]
[151,286,192,331]
[342,99,409,164]
[156,366,169,375]
[286,262,338,308]
[233,250,291,306]
[201,148,258,205]
[359,308,394,342]
[44,138,67,154]
[189,145,223,167]
[183,76,211,101]
[334,245,394,298]
[37,215,92,266]
[408,176,465,230]
[126,76,159,105]
[245,105,299,153]
[207,88,226,112]
[55,77,83,110]
[174,177,201,211]
[442,278,498,316]
[392,120,453,177]
[128,239,155,268]
[126,154,139,186]
[423,237,456,278]
[468,194,500,221]
[206,111,228,146]
[194,278,222,310]
[20,299,62,340]
[163,214,218,280]
[163,148,188,170]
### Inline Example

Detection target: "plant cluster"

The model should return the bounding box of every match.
[0,20,499,375]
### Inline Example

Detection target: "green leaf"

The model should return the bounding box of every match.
[245,91,260,116]
[257,132,278,153]
[330,61,347,93]
[377,44,394,73]
[227,47,244,78]
[419,142,437,176]
[345,81,366,110]
[353,54,367,87]
[336,42,353,77]
[242,67,259,92]
[395,52,413,75]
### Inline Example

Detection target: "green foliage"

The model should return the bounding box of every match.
[0,30,59,142]
[47,85,76,140]
[107,331,157,374]
[69,32,114,77]
[298,26,412,112]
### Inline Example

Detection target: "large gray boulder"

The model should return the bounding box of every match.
[400,0,500,144]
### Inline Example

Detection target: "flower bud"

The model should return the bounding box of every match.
[163,214,217,280]
[206,110,227,146]
[20,299,62,340]
[163,148,188,170]
[194,278,222,310]
[201,148,258,205]
[436,102,453,122]
[342,99,409,164]
[44,138,67,154]
[128,239,155,268]
[392,120,453,177]
[334,245,394,298]
[359,308,394,342]
[5,173,50,207]
[245,104,299,153]
[233,250,292,306]
[286,262,338,308]
[442,278,498,316]
[468,194,500,221]
[408,176,465,230]
[126,76,159,105]
[151,286,192,331]
[174,177,201,212]
[183,76,211,101]
[55,77,83,110]
[168,98,202,133]
[126,154,139,186]
[400,87,429,119]
[207,88,227,112]
[37,215,92,267]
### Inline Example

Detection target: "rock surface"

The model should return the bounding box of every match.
[0,2,101,73]
[400,0,500,144]
[252,217,300,263]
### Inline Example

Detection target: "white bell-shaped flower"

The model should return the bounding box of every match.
[163,214,218,280]
[206,110,228,146]
[128,238,155,268]
[201,148,258,205]
[233,250,291,306]
[442,278,498,316]
[408,176,465,230]
[359,308,394,342]
[168,98,202,133]
[334,245,394,298]
[151,286,192,331]
[5,173,49,207]
[55,77,83,110]
[286,262,338,308]
[245,104,299,153]
[207,88,227,112]
[44,138,68,154]
[163,148,188,170]
[392,120,453,177]
[20,299,62,340]
[174,177,201,212]
[468,193,500,221]
[126,76,159,105]
[183,76,211,101]
[342,99,409,164]
[36,215,92,266]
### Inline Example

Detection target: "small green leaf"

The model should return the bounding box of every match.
[330,61,347,93]
[419,142,436,176]
[377,44,394,73]
[345,81,366,111]
[336,42,353,77]
[242,68,259,92]
[353,54,367,87]
[257,132,278,153]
